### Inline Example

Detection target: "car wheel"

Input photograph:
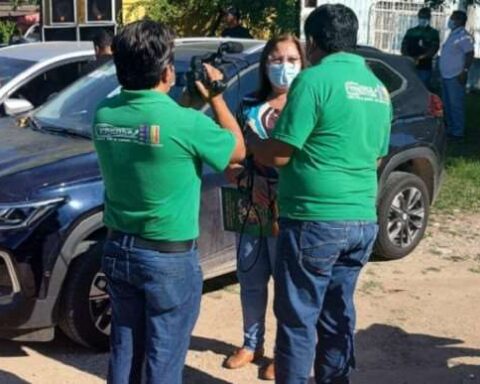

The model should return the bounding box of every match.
[59,241,110,351]
[375,171,430,260]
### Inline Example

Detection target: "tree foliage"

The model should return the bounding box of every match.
[0,20,17,44]
[126,0,300,38]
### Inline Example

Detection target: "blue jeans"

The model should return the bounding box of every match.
[237,234,277,351]
[442,77,466,137]
[417,69,432,89]
[102,237,202,384]
[273,220,378,384]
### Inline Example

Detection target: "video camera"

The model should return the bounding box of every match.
[186,41,244,96]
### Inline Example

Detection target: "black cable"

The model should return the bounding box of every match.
[236,156,265,274]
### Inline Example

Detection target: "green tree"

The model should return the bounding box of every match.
[0,20,17,44]
[127,0,300,38]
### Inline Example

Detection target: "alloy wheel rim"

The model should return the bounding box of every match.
[89,272,111,336]
[387,187,425,248]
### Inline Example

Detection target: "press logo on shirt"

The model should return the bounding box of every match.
[344,81,390,104]
[95,123,163,147]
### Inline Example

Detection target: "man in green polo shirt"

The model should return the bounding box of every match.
[401,7,440,88]
[247,5,391,383]
[94,21,245,384]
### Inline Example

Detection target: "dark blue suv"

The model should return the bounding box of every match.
[0,39,446,349]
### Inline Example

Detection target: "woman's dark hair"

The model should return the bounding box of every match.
[304,4,358,54]
[256,34,307,102]
[112,20,175,90]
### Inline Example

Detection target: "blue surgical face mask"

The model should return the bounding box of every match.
[267,63,301,90]
[418,18,429,27]
[448,19,457,30]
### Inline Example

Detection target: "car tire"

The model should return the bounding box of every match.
[374,171,430,260]
[59,240,110,351]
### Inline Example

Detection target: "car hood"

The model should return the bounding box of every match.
[0,118,95,201]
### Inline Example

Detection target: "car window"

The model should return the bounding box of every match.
[11,60,91,109]
[367,60,404,95]
[0,57,36,86]
[34,61,184,137]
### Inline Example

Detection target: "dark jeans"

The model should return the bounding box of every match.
[442,77,466,138]
[274,220,378,384]
[102,237,202,384]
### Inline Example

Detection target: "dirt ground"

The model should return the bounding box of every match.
[0,212,479,384]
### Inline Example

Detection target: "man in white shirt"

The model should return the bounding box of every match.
[439,10,474,139]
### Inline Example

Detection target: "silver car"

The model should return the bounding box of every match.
[0,42,95,116]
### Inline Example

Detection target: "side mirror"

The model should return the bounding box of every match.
[4,98,34,116]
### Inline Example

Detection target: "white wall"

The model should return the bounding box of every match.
[300,0,374,45]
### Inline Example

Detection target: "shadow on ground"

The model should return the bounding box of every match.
[0,371,30,384]
[1,323,479,383]
[353,324,480,384]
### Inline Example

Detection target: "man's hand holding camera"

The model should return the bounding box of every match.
[184,63,245,164]
[195,64,225,102]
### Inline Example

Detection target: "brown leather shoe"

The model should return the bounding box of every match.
[224,347,264,369]
[259,361,275,381]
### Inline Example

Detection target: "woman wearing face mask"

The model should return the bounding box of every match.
[223,35,306,381]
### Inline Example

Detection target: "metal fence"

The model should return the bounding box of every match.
[367,0,449,54]
[301,0,478,57]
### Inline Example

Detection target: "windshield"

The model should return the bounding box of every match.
[34,61,185,137]
[0,56,36,86]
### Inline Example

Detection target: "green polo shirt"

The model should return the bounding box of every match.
[93,89,235,241]
[271,52,391,221]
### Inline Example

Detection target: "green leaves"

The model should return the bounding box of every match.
[0,20,17,45]
[127,0,299,37]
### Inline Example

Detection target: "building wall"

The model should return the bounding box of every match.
[300,0,373,44]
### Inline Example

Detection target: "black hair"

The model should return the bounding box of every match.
[112,20,175,90]
[452,10,467,26]
[93,29,113,49]
[224,6,241,20]
[304,4,358,53]
[418,7,431,19]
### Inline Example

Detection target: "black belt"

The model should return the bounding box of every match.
[107,230,196,253]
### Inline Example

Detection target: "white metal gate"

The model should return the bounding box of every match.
[368,0,450,54]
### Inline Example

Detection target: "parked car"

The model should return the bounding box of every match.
[0,38,446,349]
[0,42,94,117]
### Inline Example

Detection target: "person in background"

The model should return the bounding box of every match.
[221,6,253,39]
[439,10,474,140]
[81,29,113,75]
[401,7,440,88]
[223,35,306,382]
[94,20,245,384]
[246,4,391,383]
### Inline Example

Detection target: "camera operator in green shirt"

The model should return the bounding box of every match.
[93,20,245,384]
